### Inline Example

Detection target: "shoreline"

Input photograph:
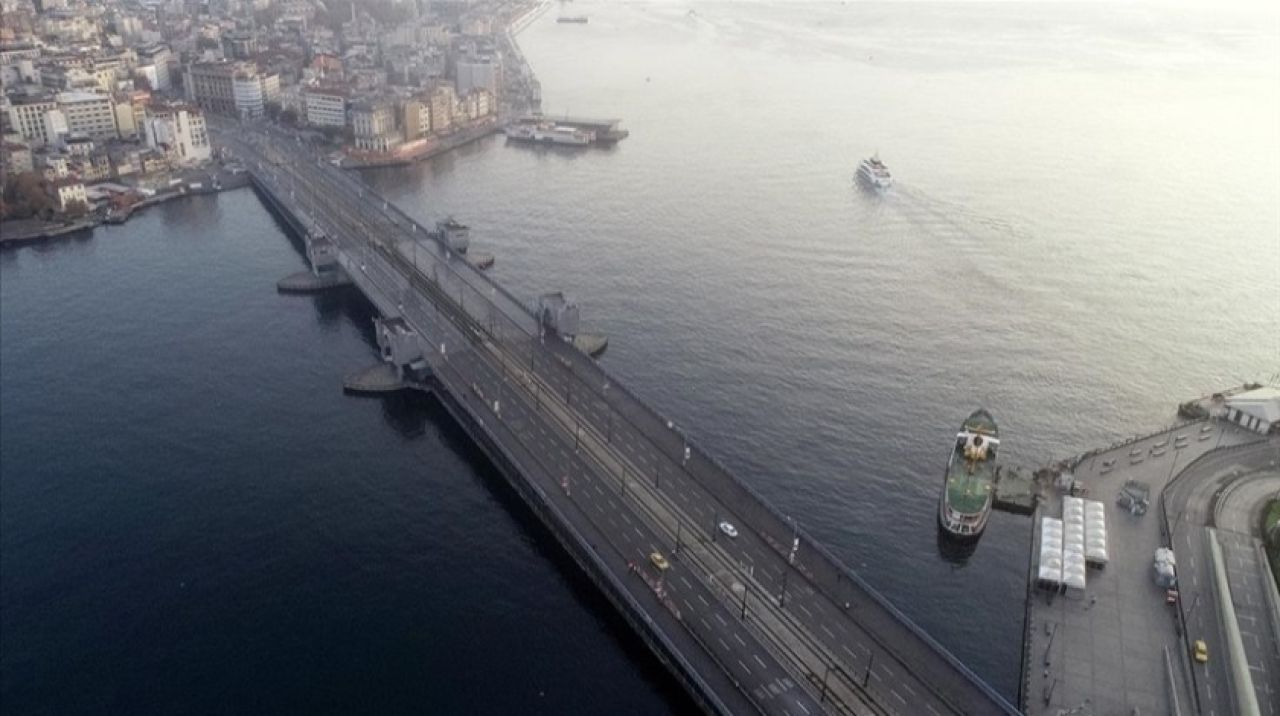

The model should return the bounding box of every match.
[0,171,251,249]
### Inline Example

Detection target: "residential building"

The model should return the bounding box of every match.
[428,84,455,133]
[303,86,346,128]
[7,95,57,146]
[351,99,400,151]
[401,98,429,140]
[51,177,86,210]
[456,55,499,97]
[57,91,119,140]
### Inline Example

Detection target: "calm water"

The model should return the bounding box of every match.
[3,1,1278,712]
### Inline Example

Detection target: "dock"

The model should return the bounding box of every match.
[1021,416,1275,715]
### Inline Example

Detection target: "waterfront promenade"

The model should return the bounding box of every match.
[217,121,1020,716]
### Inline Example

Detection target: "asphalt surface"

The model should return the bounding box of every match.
[1163,439,1280,716]
[216,121,1018,716]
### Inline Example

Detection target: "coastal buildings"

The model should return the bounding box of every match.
[6,95,57,146]
[56,91,118,140]
[50,176,85,210]
[351,99,400,152]
[303,86,347,128]
[141,103,211,164]
[185,62,279,119]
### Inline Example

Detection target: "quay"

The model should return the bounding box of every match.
[1022,393,1280,716]
[219,121,1019,716]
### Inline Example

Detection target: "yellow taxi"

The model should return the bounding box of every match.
[1193,639,1209,663]
[649,552,671,571]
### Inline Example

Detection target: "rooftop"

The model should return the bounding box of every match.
[1225,386,1280,423]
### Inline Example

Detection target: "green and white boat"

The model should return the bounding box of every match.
[938,409,999,539]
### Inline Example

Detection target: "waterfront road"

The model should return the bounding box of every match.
[215,121,1018,716]
[1163,438,1280,716]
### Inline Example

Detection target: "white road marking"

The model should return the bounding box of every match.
[734,633,746,646]
[754,654,768,669]
[739,659,751,675]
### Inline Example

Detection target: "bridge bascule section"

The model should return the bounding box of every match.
[229,127,1022,716]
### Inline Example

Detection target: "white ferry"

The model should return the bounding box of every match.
[505,123,594,146]
[856,154,893,191]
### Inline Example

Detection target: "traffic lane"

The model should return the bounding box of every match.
[516,346,961,714]
[1178,527,1233,716]
[524,346,968,712]
[443,334,823,715]
[424,364,770,716]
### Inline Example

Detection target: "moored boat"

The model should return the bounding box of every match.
[938,409,999,539]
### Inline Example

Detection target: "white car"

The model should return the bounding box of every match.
[718,521,738,538]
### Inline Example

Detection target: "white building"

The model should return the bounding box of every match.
[7,96,58,146]
[304,87,347,128]
[142,104,212,164]
[56,91,119,141]
[1224,387,1280,435]
[136,45,172,90]
[52,179,87,211]
[232,72,265,118]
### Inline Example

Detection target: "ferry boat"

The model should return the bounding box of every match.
[855,154,892,191]
[938,409,999,539]
[505,123,594,146]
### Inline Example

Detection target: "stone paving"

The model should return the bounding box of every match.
[1022,419,1258,715]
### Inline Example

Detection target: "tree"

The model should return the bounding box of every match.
[63,199,89,218]
[1,171,53,219]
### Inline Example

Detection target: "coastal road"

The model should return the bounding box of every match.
[1163,438,1280,716]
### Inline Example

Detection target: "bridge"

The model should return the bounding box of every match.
[215,121,1021,716]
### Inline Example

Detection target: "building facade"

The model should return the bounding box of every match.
[7,96,57,146]
[56,91,119,140]
[303,87,346,128]
[142,103,211,163]
[351,100,400,151]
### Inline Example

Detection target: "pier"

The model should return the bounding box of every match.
[1022,415,1279,716]
[219,122,1019,716]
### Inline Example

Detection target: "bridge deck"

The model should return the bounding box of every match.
[220,121,1018,716]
